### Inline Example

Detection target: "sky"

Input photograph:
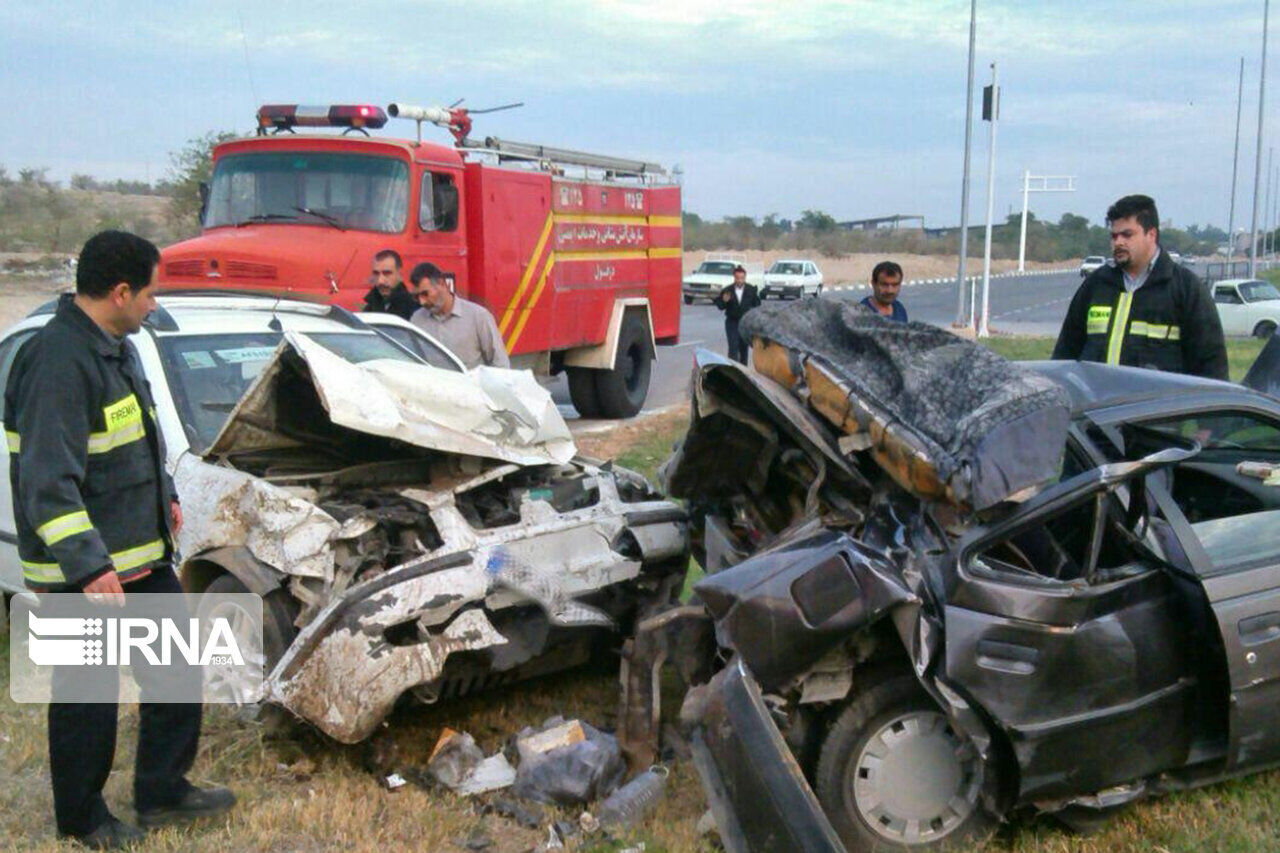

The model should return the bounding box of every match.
[0,1,1274,232]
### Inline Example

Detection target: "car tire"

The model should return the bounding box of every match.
[200,573,298,708]
[815,671,999,851]
[683,295,694,305]
[813,284,824,298]
[1253,321,1277,339]
[593,312,652,418]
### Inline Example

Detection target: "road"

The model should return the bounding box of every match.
[552,267,1091,420]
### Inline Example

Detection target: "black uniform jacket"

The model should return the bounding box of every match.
[1052,251,1228,380]
[716,283,762,323]
[4,296,176,590]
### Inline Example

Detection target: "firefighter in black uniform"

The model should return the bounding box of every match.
[716,264,761,365]
[5,231,234,848]
[1053,194,1227,380]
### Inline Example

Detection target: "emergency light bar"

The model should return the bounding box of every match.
[256,104,388,133]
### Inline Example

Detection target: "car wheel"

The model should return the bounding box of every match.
[593,312,652,418]
[814,284,824,297]
[815,671,999,850]
[567,367,603,419]
[200,573,298,708]
[683,295,694,305]
[1253,321,1276,339]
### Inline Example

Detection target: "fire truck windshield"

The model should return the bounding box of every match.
[204,152,410,233]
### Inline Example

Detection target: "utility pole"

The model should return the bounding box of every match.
[979,62,999,338]
[1229,56,1245,259]
[1018,173,1076,271]
[954,0,978,327]
[1250,0,1270,278]
[1267,149,1276,262]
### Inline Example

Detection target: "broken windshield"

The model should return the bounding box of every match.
[203,152,410,232]
[157,331,417,450]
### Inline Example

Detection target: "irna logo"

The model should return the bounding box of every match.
[27,611,245,667]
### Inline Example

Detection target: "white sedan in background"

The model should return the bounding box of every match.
[1212,278,1280,338]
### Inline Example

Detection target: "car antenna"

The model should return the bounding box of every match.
[268,286,293,331]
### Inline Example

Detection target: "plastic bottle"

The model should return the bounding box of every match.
[595,765,670,831]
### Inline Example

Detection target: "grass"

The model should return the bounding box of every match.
[1,338,1276,851]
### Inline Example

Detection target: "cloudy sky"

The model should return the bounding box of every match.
[0,1,1273,230]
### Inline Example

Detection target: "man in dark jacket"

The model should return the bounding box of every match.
[1053,194,1227,380]
[6,231,234,848]
[361,249,416,320]
[716,264,761,364]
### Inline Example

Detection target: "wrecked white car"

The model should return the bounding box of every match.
[0,295,689,742]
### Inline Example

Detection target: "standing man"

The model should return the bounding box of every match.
[409,262,510,369]
[361,249,417,320]
[716,264,761,364]
[1053,195,1227,379]
[860,261,909,322]
[6,231,234,848]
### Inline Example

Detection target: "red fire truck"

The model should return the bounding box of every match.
[159,103,682,418]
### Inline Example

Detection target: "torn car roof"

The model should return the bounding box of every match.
[207,331,575,466]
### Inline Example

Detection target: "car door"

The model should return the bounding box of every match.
[943,449,1200,801]
[1118,409,1280,770]
[0,327,40,593]
[1213,284,1246,335]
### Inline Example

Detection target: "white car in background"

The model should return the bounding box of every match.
[761,259,824,299]
[681,256,764,304]
[1079,256,1107,277]
[1211,278,1280,338]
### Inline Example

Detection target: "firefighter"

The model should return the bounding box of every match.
[1052,194,1227,379]
[717,264,760,364]
[5,231,234,848]
[361,249,416,320]
[409,261,511,368]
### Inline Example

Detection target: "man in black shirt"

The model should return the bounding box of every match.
[716,264,761,364]
[361,249,416,320]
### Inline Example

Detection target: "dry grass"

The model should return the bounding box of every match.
[3,339,1279,851]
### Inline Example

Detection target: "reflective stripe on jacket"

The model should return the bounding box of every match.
[4,295,176,590]
[1051,251,1228,380]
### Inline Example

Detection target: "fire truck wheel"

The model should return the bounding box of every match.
[594,313,652,418]
[567,367,603,419]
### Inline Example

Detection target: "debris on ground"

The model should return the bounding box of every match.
[426,728,518,795]
[511,717,626,806]
[488,796,544,829]
[595,765,669,831]
[380,772,407,791]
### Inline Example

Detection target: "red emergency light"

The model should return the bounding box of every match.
[256,104,388,133]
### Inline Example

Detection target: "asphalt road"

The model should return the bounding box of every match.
[553,260,1221,420]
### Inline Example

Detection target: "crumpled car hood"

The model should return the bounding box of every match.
[206,331,575,465]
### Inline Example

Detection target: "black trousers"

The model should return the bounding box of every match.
[725,320,749,365]
[48,566,202,837]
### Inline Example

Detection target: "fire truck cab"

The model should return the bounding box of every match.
[159,103,682,418]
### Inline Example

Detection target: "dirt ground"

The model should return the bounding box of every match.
[0,277,68,327]
[684,249,1072,284]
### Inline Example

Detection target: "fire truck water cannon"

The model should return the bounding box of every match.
[388,101,524,145]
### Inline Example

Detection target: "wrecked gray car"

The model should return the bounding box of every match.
[622,301,1280,851]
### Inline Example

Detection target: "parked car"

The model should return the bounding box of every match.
[1079,255,1107,276]
[0,295,689,742]
[624,301,1280,851]
[761,259,824,299]
[1211,277,1280,338]
[681,256,764,305]
[359,311,468,371]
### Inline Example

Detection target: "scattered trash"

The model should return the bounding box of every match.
[579,811,600,834]
[512,718,626,806]
[427,728,518,795]
[542,824,564,849]
[552,820,579,843]
[596,765,669,831]
[490,796,543,829]
[380,772,407,792]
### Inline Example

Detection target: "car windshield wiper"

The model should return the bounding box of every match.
[292,206,346,231]
[236,213,297,227]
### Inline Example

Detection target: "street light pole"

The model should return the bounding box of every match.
[1229,56,1245,260]
[1250,0,1270,278]
[979,62,998,338]
[1018,170,1030,272]
[953,0,978,327]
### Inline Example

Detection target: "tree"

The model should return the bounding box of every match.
[798,209,837,232]
[165,130,238,236]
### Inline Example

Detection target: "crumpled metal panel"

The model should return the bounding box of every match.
[208,331,575,465]
[174,453,338,581]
